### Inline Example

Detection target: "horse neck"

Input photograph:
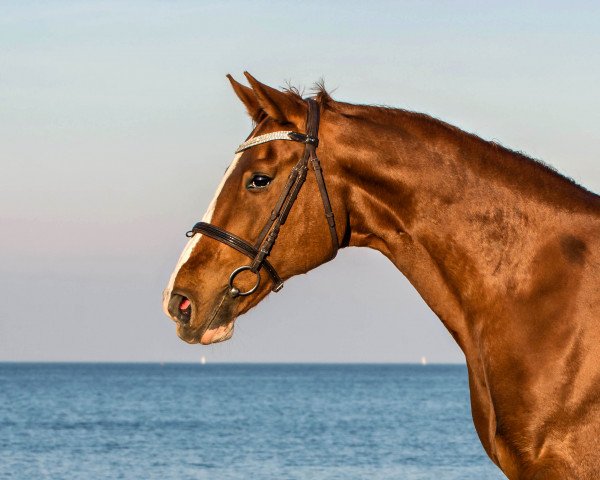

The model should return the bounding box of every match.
[322,104,595,351]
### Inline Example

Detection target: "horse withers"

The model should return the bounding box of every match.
[163,73,600,479]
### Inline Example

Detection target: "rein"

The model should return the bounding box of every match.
[186,99,339,298]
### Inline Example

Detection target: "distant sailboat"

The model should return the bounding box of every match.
[420,356,427,366]
[200,355,207,365]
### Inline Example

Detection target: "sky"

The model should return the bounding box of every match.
[1,1,598,363]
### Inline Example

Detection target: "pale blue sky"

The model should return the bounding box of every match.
[1,1,598,362]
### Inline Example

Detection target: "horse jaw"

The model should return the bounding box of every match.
[199,323,235,344]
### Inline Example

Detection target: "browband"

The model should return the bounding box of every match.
[236,131,318,153]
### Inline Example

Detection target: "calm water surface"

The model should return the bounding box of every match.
[0,363,505,479]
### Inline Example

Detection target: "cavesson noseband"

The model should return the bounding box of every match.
[186,99,339,298]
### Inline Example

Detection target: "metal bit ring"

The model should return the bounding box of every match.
[228,266,261,298]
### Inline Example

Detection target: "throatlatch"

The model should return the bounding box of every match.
[186,98,338,298]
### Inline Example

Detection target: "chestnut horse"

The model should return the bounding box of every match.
[163,73,600,479]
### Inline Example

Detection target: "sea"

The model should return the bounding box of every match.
[0,363,505,479]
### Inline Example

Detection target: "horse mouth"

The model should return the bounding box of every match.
[176,319,235,345]
[199,322,235,344]
[169,290,236,345]
[168,293,193,324]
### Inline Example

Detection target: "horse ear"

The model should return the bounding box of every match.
[244,72,305,126]
[226,74,263,122]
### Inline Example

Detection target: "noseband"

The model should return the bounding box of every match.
[186,99,339,298]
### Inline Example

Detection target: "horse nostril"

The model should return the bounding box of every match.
[168,293,193,324]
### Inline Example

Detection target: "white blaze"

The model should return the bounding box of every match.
[162,153,243,316]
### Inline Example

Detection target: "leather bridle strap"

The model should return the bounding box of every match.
[186,98,338,297]
[186,222,283,290]
[306,104,339,256]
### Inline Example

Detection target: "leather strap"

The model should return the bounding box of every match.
[305,99,339,258]
[187,222,284,291]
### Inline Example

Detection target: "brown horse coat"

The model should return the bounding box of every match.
[163,74,600,479]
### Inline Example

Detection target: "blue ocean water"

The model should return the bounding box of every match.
[0,363,505,479]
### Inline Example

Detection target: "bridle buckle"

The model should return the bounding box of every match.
[288,132,319,147]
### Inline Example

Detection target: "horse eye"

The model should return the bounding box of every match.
[247,174,272,190]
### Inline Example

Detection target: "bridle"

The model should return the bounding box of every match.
[186,98,339,298]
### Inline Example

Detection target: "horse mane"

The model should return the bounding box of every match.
[330,90,597,202]
[280,80,334,107]
[275,83,597,203]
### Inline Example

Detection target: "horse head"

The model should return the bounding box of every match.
[163,73,345,344]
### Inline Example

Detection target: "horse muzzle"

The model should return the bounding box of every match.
[165,289,237,344]
[167,292,193,325]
